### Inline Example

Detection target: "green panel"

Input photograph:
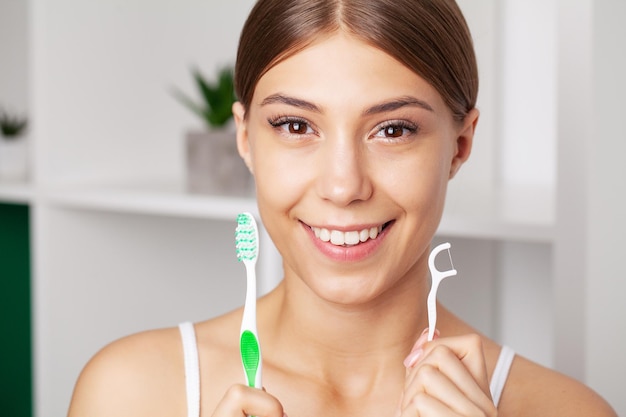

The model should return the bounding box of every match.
[0,203,32,417]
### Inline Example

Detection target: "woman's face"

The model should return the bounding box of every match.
[234,33,477,305]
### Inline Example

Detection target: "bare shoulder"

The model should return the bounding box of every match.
[67,326,186,417]
[67,312,243,417]
[441,308,617,416]
[500,354,617,416]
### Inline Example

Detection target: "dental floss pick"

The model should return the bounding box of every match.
[427,242,458,341]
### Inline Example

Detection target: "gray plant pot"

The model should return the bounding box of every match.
[0,135,29,182]
[186,129,253,196]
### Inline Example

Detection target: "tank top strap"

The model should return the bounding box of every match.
[179,322,201,417]
[489,345,515,407]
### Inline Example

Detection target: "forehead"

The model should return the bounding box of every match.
[251,33,448,114]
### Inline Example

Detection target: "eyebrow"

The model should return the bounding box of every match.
[363,96,434,115]
[260,93,434,114]
[260,94,322,113]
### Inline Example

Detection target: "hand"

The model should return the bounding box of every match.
[211,384,286,417]
[397,329,497,417]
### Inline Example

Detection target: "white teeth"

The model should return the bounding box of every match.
[330,230,344,245]
[310,224,385,247]
[344,231,360,245]
[319,228,330,242]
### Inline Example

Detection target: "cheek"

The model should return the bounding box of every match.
[249,135,312,210]
[375,145,450,209]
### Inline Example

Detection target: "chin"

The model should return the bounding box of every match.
[303,272,390,307]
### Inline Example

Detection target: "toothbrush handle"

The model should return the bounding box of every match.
[241,261,262,389]
[240,330,262,388]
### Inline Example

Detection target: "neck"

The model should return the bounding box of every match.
[259,259,430,395]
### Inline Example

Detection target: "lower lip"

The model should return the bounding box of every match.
[303,222,391,262]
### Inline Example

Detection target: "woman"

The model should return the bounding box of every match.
[68,1,617,416]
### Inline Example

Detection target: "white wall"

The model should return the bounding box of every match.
[554,1,626,413]
[30,0,255,185]
[554,0,592,384]
[587,0,626,411]
[495,0,557,368]
[0,0,29,113]
[499,0,557,188]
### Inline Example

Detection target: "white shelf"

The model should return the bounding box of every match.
[440,184,554,243]
[438,215,552,243]
[0,181,35,204]
[43,182,258,220]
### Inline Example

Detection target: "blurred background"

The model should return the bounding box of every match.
[0,0,624,416]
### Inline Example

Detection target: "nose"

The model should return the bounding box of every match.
[315,133,373,206]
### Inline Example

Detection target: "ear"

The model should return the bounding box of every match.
[449,108,479,179]
[233,101,254,174]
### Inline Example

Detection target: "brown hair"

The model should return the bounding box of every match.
[235,0,478,122]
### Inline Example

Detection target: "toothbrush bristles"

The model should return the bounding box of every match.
[235,213,258,262]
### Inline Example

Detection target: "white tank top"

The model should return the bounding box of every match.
[178,322,515,417]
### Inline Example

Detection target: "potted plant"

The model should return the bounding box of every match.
[0,106,29,182]
[172,66,252,196]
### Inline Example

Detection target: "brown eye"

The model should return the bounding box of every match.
[289,121,309,134]
[384,126,403,138]
[268,117,314,137]
[372,120,418,142]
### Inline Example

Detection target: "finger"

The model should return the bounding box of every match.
[212,384,285,417]
[399,391,457,417]
[403,362,494,416]
[414,333,491,395]
[404,328,440,369]
[403,333,495,415]
[406,343,490,404]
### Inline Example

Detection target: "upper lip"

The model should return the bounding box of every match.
[301,220,391,231]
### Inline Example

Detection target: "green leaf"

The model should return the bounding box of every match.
[0,107,28,138]
[171,65,236,129]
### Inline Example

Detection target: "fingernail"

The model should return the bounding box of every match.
[420,327,441,343]
[403,347,423,368]
[413,328,430,348]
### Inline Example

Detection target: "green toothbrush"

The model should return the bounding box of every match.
[235,212,262,389]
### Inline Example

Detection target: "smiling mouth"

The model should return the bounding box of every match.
[309,222,391,247]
